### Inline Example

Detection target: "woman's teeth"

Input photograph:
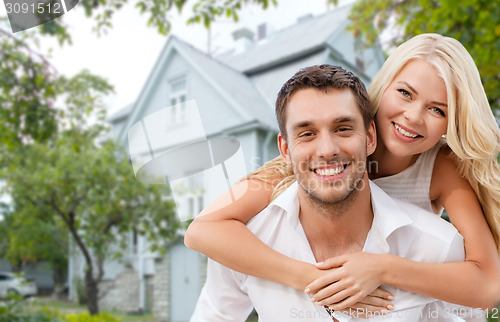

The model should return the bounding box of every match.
[394,123,418,138]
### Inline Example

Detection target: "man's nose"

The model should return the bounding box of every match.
[315,133,340,158]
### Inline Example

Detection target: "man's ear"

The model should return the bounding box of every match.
[277,132,291,165]
[366,120,377,156]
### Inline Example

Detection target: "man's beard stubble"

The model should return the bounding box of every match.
[292,158,367,218]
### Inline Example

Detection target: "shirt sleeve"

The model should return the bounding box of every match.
[190,259,254,322]
[439,231,465,264]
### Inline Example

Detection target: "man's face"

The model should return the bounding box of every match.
[278,88,376,206]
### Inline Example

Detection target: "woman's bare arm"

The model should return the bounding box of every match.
[184,176,320,290]
[384,148,500,309]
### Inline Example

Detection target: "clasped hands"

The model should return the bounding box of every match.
[304,252,395,318]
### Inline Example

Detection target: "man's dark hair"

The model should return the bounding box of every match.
[275,64,372,139]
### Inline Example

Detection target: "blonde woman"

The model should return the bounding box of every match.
[185,34,500,312]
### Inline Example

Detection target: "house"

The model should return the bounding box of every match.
[68,3,385,321]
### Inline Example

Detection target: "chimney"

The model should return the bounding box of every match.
[232,27,255,53]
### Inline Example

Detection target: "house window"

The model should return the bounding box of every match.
[168,77,187,124]
[188,174,203,191]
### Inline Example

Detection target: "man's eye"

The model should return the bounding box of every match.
[336,127,352,132]
[299,132,313,137]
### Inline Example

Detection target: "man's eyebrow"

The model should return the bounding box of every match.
[397,81,448,107]
[290,116,357,132]
[291,121,312,132]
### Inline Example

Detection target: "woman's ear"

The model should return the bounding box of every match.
[366,121,377,156]
[278,132,291,165]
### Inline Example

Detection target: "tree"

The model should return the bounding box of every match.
[1,68,180,314]
[346,0,500,111]
[2,204,69,288]
[2,131,180,315]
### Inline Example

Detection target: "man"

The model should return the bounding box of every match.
[190,65,476,321]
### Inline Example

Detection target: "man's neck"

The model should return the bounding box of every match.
[298,177,374,262]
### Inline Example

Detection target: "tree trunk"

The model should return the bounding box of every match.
[85,268,99,315]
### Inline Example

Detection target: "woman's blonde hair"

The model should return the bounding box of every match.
[370,33,500,251]
[249,33,500,251]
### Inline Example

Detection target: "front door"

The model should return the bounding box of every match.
[169,241,202,322]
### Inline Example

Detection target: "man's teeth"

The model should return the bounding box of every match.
[394,123,418,138]
[316,167,343,176]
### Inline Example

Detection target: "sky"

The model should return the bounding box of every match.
[1,0,355,117]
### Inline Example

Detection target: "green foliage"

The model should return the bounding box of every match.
[26,0,279,44]
[2,206,68,271]
[0,29,59,149]
[60,312,119,322]
[187,0,277,28]
[348,0,500,110]
[0,297,119,322]
[0,297,61,322]
[2,128,180,269]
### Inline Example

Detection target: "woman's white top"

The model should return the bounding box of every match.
[373,140,447,215]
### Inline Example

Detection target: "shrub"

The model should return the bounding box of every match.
[0,297,61,322]
[61,312,119,322]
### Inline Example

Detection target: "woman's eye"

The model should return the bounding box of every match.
[398,88,411,98]
[431,107,446,117]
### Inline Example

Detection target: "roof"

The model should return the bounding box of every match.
[107,103,134,123]
[170,36,277,132]
[217,3,352,73]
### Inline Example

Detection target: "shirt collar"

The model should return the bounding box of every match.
[269,180,415,253]
[364,181,415,253]
[270,181,301,228]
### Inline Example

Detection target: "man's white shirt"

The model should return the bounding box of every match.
[191,181,484,321]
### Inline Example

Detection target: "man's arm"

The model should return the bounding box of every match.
[191,259,254,322]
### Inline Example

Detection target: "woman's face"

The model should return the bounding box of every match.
[375,60,448,158]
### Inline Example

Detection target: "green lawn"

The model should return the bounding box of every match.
[27,297,157,321]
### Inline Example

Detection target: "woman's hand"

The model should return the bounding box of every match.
[306,252,389,310]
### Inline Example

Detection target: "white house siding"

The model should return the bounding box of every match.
[137,52,189,126]
[189,75,246,137]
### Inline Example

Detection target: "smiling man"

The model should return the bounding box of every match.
[190,65,471,322]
